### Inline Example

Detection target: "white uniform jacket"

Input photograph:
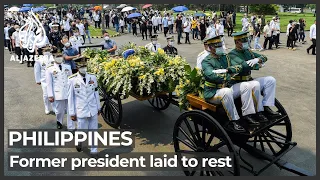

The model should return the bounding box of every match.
[145,42,161,53]
[69,35,84,52]
[196,50,210,69]
[67,72,101,118]
[34,54,55,84]
[46,63,72,100]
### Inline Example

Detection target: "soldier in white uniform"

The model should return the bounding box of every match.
[34,49,55,114]
[145,35,161,52]
[69,27,84,52]
[46,56,74,130]
[68,59,100,156]
[196,41,210,70]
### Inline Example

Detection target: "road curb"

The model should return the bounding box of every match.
[91,33,121,39]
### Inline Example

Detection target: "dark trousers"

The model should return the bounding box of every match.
[177,29,182,43]
[5,39,12,52]
[263,36,273,49]
[142,30,148,40]
[121,26,124,33]
[169,24,173,34]
[200,31,206,40]
[148,28,152,37]
[106,20,109,28]
[272,35,279,48]
[185,32,190,44]
[132,27,137,36]
[22,48,35,67]
[15,47,21,60]
[307,39,316,54]
[227,27,233,36]
[286,36,290,47]
[288,36,294,49]
[299,32,305,42]
[192,28,198,39]
[159,24,162,32]
[82,35,85,44]
[95,21,100,28]
[153,26,157,34]
[164,27,169,37]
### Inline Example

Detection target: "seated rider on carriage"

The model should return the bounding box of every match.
[201,34,268,133]
[228,31,281,118]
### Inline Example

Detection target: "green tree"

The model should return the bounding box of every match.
[249,4,278,15]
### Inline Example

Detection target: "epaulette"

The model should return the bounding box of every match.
[47,64,54,69]
[68,73,77,79]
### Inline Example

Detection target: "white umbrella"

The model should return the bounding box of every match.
[121,6,136,12]
[8,7,20,12]
[117,4,127,9]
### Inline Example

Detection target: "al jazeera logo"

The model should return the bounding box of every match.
[10,8,54,62]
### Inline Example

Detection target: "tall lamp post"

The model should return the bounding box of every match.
[101,4,105,34]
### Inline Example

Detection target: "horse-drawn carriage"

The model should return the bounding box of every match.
[79,45,313,176]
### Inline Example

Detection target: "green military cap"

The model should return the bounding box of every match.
[231,31,249,40]
[203,35,222,45]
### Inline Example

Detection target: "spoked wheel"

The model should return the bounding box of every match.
[173,110,240,176]
[101,93,123,129]
[148,92,172,110]
[244,98,292,158]
[98,86,107,101]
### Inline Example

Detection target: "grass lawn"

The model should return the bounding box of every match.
[88,26,119,37]
[174,11,316,32]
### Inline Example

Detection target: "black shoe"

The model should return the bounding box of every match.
[256,112,269,123]
[307,49,310,54]
[243,115,260,126]
[57,122,62,129]
[227,121,246,133]
[264,106,281,118]
[312,53,316,55]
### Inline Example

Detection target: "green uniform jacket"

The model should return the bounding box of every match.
[228,49,268,81]
[201,54,243,100]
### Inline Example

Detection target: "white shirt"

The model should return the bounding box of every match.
[168,16,173,25]
[93,13,100,21]
[310,23,316,39]
[76,23,85,35]
[4,27,10,40]
[69,35,84,52]
[152,16,158,26]
[145,42,161,52]
[63,19,71,31]
[217,23,224,35]
[196,50,210,69]
[46,63,72,100]
[120,19,125,27]
[68,72,100,118]
[157,16,162,24]
[12,31,20,47]
[263,25,272,37]
[286,23,292,36]
[241,17,248,27]
[34,53,54,84]
[183,21,191,33]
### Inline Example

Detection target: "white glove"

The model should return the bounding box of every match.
[212,69,227,74]
[246,58,259,67]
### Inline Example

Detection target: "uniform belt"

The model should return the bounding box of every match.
[234,75,251,81]
[205,81,225,88]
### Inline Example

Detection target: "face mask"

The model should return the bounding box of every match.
[152,41,157,45]
[169,42,174,46]
[53,29,58,32]
[65,42,70,47]
[55,57,63,64]
[79,67,87,74]
[104,36,110,41]
[15,28,20,31]
[241,42,249,50]
[215,47,226,55]
[74,33,79,36]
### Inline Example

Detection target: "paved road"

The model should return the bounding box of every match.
[4,31,316,176]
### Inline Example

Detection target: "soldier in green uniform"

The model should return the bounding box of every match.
[228,31,280,118]
[201,35,261,133]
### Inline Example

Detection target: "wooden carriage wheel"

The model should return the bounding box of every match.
[173,110,240,176]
